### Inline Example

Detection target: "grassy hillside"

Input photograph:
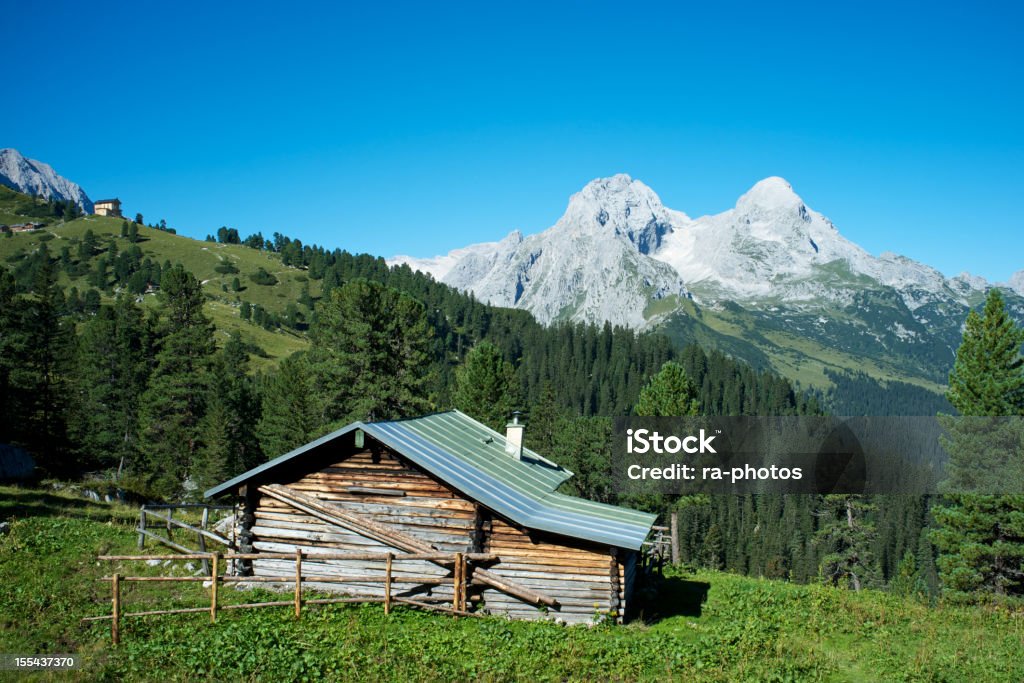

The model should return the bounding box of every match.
[0,207,310,369]
[1,488,1021,682]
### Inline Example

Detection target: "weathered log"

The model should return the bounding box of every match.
[259,484,559,608]
[141,509,232,547]
[134,528,195,555]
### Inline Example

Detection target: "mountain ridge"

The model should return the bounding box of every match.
[392,174,999,324]
[389,174,1022,389]
[0,148,94,213]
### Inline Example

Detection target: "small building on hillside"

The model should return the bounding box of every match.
[93,198,122,217]
[205,410,656,624]
[4,222,46,233]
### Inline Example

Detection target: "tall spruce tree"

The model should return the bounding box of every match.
[946,289,1024,415]
[138,265,215,498]
[256,354,320,458]
[815,495,878,591]
[210,333,263,472]
[549,416,615,504]
[452,341,518,431]
[0,269,24,444]
[22,250,74,473]
[193,398,235,496]
[306,279,433,425]
[931,288,1024,599]
[635,361,700,416]
[524,381,565,456]
[68,296,151,475]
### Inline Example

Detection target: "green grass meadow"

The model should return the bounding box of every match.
[0,211,310,369]
[1,486,1021,682]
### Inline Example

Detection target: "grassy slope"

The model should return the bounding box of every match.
[0,211,310,370]
[664,304,949,394]
[1,488,1021,682]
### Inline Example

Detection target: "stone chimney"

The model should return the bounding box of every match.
[505,411,524,460]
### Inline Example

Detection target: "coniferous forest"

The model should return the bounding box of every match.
[1,211,1022,607]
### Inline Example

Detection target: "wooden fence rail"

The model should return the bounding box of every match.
[137,504,236,574]
[84,550,485,644]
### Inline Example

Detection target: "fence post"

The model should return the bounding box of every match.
[461,554,468,612]
[112,573,121,645]
[384,553,393,615]
[210,553,219,623]
[670,512,680,565]
[294,549,302,619]
[166,507,173,541]
[199,508,210,575]
[137,507,146,550]
[453,552,463,614]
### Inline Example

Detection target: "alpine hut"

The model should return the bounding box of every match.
[205,410,656,623]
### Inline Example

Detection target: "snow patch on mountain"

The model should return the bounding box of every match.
[391,239,503,281]
[0,148,93,213]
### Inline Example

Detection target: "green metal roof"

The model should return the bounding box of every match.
[205,410,655,550]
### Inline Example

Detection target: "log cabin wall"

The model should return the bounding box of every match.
[250,447,475,603]
[245,444,630,623]
[479,518,625,624]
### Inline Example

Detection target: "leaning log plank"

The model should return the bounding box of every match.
[135,528,196,555]
[142,509,232,547]
[259,484,559,608]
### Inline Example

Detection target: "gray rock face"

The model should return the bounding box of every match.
[397,174,691,327]
[1009,270,1024,297]
[0,148,93,213]
[654,177,980,313]
[391,174,1017,332]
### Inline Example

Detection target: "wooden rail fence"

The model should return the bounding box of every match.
[83,550,492,644]
[137,504,235,573]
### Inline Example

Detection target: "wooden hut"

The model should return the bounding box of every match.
[205,411,656,624]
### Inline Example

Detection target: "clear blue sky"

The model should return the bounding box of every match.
[3,1,1022,280]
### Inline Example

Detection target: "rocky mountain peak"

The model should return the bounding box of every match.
[735,176,805,214]
[557,174,689,254]
[0,148,93,213]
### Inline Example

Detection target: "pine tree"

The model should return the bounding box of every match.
[0,269,26,444]
[525,381,564,455]
[68,296,151,475]
[890,550,927,599]
[193,398,235,496]
[701,523,725,570]
[138,265,215,498]
[635,361,700,416]
[209,333,263,472]
[306,279,434,425]
[21,252,74,473]
[947,289,1024,415]
[549,416,614,504]
[452,341,518,431]
[256,354,320,458]
[931,289,1024,600]
[815,495,877,591]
